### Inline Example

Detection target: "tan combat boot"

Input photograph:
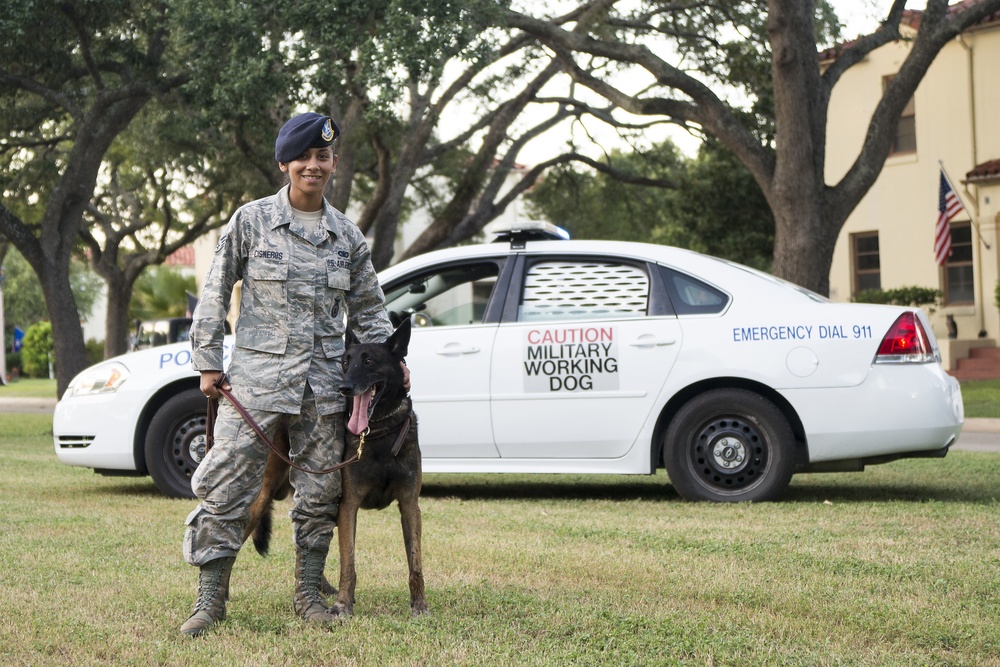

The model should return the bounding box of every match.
[293,548,339,625]
[180,556,236,637]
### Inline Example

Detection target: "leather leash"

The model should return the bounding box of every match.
[358,410,414,459]
[205,372,362,475]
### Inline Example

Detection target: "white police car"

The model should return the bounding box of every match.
[53,222,963,502]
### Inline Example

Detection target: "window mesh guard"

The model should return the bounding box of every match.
[519,261,649,322]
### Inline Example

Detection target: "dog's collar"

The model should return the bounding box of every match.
[357,407,414,459]
[369,396,411,427]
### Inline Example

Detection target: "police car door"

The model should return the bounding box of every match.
[381,259,505,459]
[490,256,682,459]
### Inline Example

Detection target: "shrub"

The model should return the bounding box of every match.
[854,286,941,312]
[85,338,104,366]
[21,321,54,379]
[5,350,21,379]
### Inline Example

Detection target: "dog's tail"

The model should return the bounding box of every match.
[246,477,292,557]
[252,503,273,556]
[246,428,292,557]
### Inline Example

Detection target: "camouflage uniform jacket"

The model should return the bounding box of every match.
[191,186,392,415]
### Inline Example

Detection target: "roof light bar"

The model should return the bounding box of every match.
[488,220,570,248]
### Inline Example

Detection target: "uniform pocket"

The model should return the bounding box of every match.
[182,506,202,565]
[236,325,288,354]
[246,253,289,314]
[248,251,289,280]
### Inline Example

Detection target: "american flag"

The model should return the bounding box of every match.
[935,169,964,266]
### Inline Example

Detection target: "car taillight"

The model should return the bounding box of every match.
[873,312,936,364]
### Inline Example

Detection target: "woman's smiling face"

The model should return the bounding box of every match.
[279,146,337,210]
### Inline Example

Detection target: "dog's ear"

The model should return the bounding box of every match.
[346,328,361,348]
[389,317,411,359]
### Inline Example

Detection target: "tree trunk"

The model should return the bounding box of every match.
[766,0,832,295]
[770,204,842,297]
[103,272,133,359]
[329,97,365,213]
[42,262,87,397]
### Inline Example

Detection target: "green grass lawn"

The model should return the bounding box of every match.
[959,378,1000,418]
[0,377,59,398]
[2,412,999,666]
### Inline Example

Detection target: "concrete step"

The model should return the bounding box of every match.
[949,368,1000,382]
[944,341,1000,381]
[969,347,1000,360]
[956,356,1000,371]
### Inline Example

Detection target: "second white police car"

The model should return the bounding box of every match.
[54,223,963,502]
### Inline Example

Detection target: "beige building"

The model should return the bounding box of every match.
[825,9,1000,370]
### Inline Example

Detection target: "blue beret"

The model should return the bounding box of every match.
[274,112,340,163]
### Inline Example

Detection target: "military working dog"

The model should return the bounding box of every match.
[245,319,427,617]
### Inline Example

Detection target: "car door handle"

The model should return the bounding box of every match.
[627,335,676,347]
[435,343,481,356]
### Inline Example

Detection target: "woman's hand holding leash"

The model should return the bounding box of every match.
[201,370,230,399]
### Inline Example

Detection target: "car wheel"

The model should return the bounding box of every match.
[144,389,208,499]
[664,388,795,502]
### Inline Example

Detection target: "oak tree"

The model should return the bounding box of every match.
[504,0,1000,295]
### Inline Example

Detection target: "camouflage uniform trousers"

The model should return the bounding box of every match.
[183,385,344,566]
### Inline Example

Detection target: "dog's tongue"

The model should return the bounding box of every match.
[348,389,374,435]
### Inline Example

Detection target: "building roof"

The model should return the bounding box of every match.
[903,1,1000,31]
[966,159,1000,183]
[164,246,195,267]
[818,1,1000,62]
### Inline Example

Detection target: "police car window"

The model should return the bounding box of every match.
[518,260,649,323]
[383,263,500,327]
[659,266,729,315]
[718,259,828,302]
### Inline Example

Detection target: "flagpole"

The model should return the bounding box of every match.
[940,160,989,337]
[939,160,989,249]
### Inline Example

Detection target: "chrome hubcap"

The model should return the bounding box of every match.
[189,434,207,464]
[711,437,747,471]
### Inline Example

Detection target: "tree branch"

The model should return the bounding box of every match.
[821,0,907,89]
[503,5,775,189]
[0,72,82,119]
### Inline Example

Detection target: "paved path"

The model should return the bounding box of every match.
[0,397,60,414]
[952,419,1000,452]
[3,397,998,452]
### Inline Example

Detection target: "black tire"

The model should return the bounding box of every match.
[664,389,795,502]
[144,389,208,498]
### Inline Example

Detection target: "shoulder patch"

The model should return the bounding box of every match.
[215,234,228,254]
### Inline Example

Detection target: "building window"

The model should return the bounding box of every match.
[944,223,974,306]
[883,76,916,154]
[852,232,881,296]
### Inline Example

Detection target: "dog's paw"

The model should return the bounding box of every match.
[410,600,429,617]
[330,601,353,619]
